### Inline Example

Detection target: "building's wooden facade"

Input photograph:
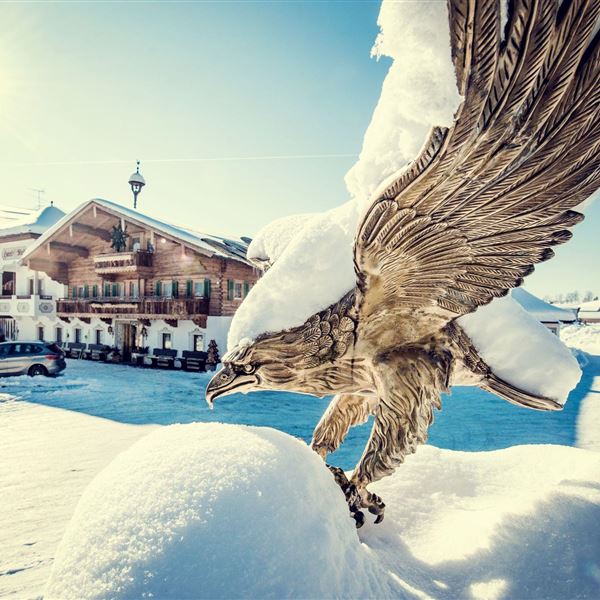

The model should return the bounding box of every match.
[22,199,258,357]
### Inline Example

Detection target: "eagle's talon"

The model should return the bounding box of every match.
[353,510,366,528]
[360,489,386,523]
[326,464,364,522]
[326,464,382,526]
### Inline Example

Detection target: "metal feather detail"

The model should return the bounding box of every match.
[355,0,600,320]
[207,0,600,528]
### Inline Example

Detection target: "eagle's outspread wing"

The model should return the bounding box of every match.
[208,0,598,528]
[355,0,600,323]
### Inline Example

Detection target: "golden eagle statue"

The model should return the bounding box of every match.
[207,0,600,527]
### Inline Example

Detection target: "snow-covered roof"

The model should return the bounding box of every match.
[579,300,600,312]
[512,288,577,323]
[556,299,600,312]
[20,198,252,265]
[0,204,66,238]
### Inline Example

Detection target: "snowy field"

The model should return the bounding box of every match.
[1,325,599,598]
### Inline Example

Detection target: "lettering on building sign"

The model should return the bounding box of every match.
[1,247,27,262]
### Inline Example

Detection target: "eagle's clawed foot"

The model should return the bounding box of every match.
[326,465,365,527]
[326,465,384,528]
[359,489,385,524]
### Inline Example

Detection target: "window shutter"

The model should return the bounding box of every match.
[92,285,98,298]
[186,280,193,298]
[155,281,162,296]
[243,282,250,297]
[83,284,89,298]
[204,278,211,298]
[172,280,179,298]
[112,283,118,297]
[71,286,77,299]
[227,280,234,301]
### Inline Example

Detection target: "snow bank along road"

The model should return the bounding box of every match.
[1,325,599,598]
[0,402,154,598]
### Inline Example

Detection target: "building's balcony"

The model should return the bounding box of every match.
[0,295,56,317]
[56,297,210,320]
[93,250,153,275]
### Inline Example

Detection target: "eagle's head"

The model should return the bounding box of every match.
[205,333,304,406]
[205,291,358,405]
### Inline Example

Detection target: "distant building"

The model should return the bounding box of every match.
[20,198,258,358]
[512,287,577,335]
[0,204,66,341]
[577,302,600,324]
[555,299,600,324]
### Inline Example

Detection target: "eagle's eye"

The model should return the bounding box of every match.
[243,364,255,374]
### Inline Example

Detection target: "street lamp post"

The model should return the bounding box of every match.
[128,161,146,209]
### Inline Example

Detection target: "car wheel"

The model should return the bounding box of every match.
[28,364,48,377]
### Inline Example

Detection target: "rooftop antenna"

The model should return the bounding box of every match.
[29,188,45,209]
[128,161,146,210]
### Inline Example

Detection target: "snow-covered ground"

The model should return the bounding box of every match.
[1,325,599,598]
[44,426,600,600]
[562,324,600,453]
[0,401,154,599]
[561,324,600,356]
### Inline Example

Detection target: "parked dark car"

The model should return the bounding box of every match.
[0,341,66,377]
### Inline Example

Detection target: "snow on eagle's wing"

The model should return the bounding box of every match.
[246,213,317,271]
[354,0,600,319]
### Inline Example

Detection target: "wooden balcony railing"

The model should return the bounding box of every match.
[93,250,153,274]
[56,297,210,318]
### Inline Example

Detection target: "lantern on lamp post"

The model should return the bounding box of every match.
[128,161,146,210]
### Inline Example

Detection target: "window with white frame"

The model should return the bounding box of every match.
[193,334,204,352]
[234,282,243,299]
[162,332,172,349]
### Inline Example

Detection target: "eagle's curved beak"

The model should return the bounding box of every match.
[205,366,259,407]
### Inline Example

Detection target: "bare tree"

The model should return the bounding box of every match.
[583,291,595,302]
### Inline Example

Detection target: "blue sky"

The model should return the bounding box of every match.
[0,1,597,299]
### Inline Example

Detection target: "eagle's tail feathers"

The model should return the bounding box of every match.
[481,374,563,412]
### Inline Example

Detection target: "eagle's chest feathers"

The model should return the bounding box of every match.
[288,289,453,397]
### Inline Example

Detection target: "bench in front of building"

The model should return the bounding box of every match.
[65,342,87,358]
[181,350,207,372]
[152,348,178,368]
[86,344,111,361]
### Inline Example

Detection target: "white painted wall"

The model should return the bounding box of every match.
[23,315,230,359]
[0,238,64,299]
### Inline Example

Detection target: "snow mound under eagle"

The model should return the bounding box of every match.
[44,424,391,600]
[45,424,600,599]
